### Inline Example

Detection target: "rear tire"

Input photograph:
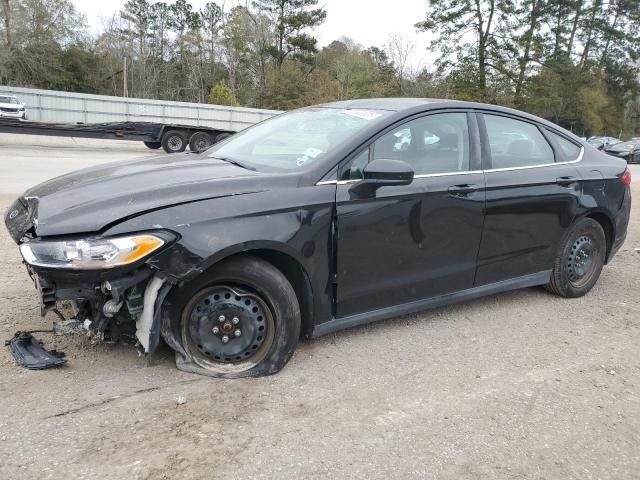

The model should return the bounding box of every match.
[215,132,233,143]
[188,131,214,152]
[161,130,187,153]
[144,141,162,149]
[546,218,606,298]
[168,255,300,378]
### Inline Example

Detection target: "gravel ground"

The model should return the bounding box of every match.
[0,134,639,480]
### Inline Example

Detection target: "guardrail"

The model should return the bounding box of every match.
[0,86,281,131]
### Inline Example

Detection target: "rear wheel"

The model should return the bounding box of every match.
[215,132,233,143]
[144,141,161,149]
[188,131,214,152]
[170,255,300,378]
[546,218,606,298]
[161,130,187,153]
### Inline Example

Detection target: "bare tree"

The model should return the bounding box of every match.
[1,0,11,46]
[385,33,414,94]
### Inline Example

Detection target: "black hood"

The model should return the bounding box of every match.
[4,152,271,240]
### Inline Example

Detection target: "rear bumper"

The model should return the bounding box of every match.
[608,186,631,263]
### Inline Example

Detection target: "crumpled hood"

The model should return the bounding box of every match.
[5,152,266,239]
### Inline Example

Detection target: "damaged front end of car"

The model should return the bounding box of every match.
[5,197,177,354]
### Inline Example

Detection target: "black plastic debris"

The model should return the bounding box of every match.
[5,331,67,370]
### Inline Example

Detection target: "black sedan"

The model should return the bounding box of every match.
[4,99,632,378]
[604,139,640,164]
[587,136,621,150]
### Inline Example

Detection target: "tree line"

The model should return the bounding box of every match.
[0,0,639,136]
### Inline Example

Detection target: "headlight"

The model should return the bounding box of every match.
[20,234,166,270]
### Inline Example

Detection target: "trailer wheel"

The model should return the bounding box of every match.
[161,130,187,153]
[144,141,162,150]
[215,132,233,143]
[189,131,214,153]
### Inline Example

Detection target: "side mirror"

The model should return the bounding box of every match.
[349,159,414,197]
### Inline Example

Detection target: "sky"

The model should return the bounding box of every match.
[72,0,433,70]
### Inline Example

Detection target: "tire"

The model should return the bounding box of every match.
[188,131,214,153]
[167,255,300,378]
[546,217,606,298]
[215,132,233,143]
[144,141,162,150]
[161,130,187,153]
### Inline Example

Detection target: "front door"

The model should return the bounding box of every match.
[335,112,486,318]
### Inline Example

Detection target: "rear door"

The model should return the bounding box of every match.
[475,112,583,285]
[335,111,486,317]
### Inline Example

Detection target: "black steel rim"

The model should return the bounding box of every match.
[182,285,275,371]
[567,234,599,287]
[168,135,183,151]
[194,136,211,151]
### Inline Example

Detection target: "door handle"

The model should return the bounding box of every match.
[448,184,479,197]
[556,176,577,186]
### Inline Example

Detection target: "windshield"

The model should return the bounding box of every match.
[0,96,19,104]
[206,107,389,171]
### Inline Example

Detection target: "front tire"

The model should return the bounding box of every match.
[168,255,300,378]
[546,218,606,298]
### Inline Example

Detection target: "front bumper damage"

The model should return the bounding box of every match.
[26,265,173,355]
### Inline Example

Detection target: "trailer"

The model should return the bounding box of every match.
[0,118,235,153]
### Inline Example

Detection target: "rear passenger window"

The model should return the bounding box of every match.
[484,115,554,169]
[373,113,470,175]
[544,129,582,161]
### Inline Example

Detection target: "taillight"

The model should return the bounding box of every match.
[620,167,631,186]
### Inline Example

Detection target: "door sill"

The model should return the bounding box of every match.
[312,270,551,338]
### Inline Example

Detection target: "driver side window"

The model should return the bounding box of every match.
[372,113,470,175]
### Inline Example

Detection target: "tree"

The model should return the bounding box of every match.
[1,0,11,45]
[251,0,326,69]
[416,0,505,100]
[201,2,222,65]
[208,79,239,105]
[385,33,414,94]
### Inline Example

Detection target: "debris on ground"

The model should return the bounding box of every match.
[5,331,66,369]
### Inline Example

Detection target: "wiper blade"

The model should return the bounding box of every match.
[211,156,256,171]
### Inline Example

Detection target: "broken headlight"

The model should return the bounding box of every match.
[20,234,167,270]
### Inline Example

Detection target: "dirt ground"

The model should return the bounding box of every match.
[0,133,639,480]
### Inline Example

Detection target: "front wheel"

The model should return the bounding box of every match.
[169,255,301,378]
[546,218,606,298]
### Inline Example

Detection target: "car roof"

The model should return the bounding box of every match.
[315,98,583,141]
[316,97,557,120]
[316,98,449,111]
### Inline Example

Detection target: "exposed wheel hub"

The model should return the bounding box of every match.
[195,137,210,151]
[568,235,595,282]
[187,286,269,363]
[168,136,183,151]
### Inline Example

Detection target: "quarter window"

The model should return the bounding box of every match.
[372,113,470,175]
[545,129,582,161]
[340,149,369,180]
[484,115,554,168]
